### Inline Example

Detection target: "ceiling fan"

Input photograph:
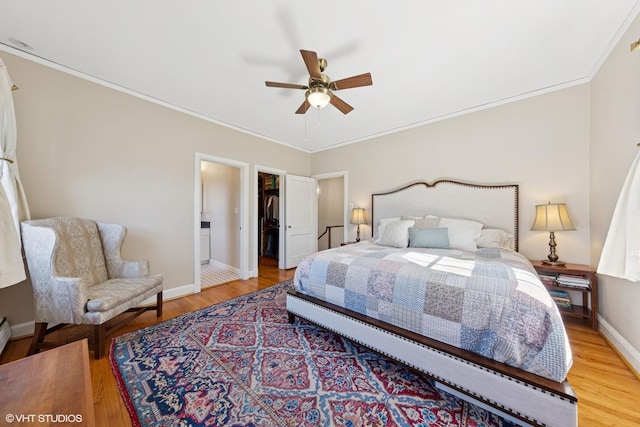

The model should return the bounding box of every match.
[265,49,373,115]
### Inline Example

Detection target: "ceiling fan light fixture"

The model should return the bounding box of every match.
[306,86,331,109]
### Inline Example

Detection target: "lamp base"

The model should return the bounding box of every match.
[542,231,566,267]
[541,260,567,267]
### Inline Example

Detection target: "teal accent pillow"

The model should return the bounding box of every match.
[408,227,450,249]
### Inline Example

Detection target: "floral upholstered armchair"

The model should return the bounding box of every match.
[21,217,163,358]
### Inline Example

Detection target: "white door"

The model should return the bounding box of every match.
[284,174,317,269]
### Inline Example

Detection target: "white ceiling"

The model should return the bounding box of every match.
[1,1,639,153]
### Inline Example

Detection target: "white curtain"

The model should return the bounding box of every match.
[0,58,30,289]
[598,151,640,282]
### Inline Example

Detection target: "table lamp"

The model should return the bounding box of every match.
[350,208,367,242]
[530,202,576,266]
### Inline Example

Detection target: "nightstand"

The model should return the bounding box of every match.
[530,260,598,331]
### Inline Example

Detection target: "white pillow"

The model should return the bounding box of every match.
[401,215,424,220]
[476,228,514,250]
[412,216,440,229]
[377,220,414,248]
[439,217,483,251]
[375,217,401,242]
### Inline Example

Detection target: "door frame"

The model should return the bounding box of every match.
[254,165,286,274]
[313,170,349,244]
[194,153,250,293]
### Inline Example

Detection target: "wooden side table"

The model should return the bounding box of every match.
[530,260,598,331]
[0,339,96,426]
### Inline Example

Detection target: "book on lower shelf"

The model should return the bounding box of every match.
[548,290,573,309]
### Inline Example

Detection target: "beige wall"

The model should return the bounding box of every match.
[312,84,592,263]
[0,52,310,328]
[590,13,640,358]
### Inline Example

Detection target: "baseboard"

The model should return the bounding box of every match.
[7,319,35,340]
[598,314,640,379]
[140,283,196,305]
[8,283,198,340]
[207,259,241,275]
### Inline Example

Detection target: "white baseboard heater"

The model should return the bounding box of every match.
[0,317,11,356]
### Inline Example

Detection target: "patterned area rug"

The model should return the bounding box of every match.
[110,280,518,426]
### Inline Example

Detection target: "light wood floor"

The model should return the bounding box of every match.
[2,257,640,426]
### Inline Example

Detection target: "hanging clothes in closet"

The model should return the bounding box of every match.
[263,194,279,258]
[264,194,279,222]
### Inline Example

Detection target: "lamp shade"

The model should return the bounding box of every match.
[350,208,367,225]
[306,87,331,109]
[530,203,576,232]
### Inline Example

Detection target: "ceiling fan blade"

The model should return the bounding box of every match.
[265,81,308,90]
[330,73,373,90]
[330,95,354,114]
[300,50,322,79]
[295,100,311,114]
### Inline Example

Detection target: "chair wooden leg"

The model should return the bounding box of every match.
[156,291,163,317]
[27,322,48,356]
[94,324,105,359]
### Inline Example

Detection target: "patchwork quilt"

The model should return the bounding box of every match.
[293,241,572,382]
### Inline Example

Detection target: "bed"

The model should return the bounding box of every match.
[286,180,577,427]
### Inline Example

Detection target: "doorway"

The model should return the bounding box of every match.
[252,168,347,277]
[314,171,348,250]
[255,166,285,276]
[194,153,249,294]
[258,172,280,263]
[200,161,241,288]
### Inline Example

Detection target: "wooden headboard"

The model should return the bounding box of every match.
[371,180,520,251]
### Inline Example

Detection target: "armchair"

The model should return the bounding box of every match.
[21,217,163,358]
